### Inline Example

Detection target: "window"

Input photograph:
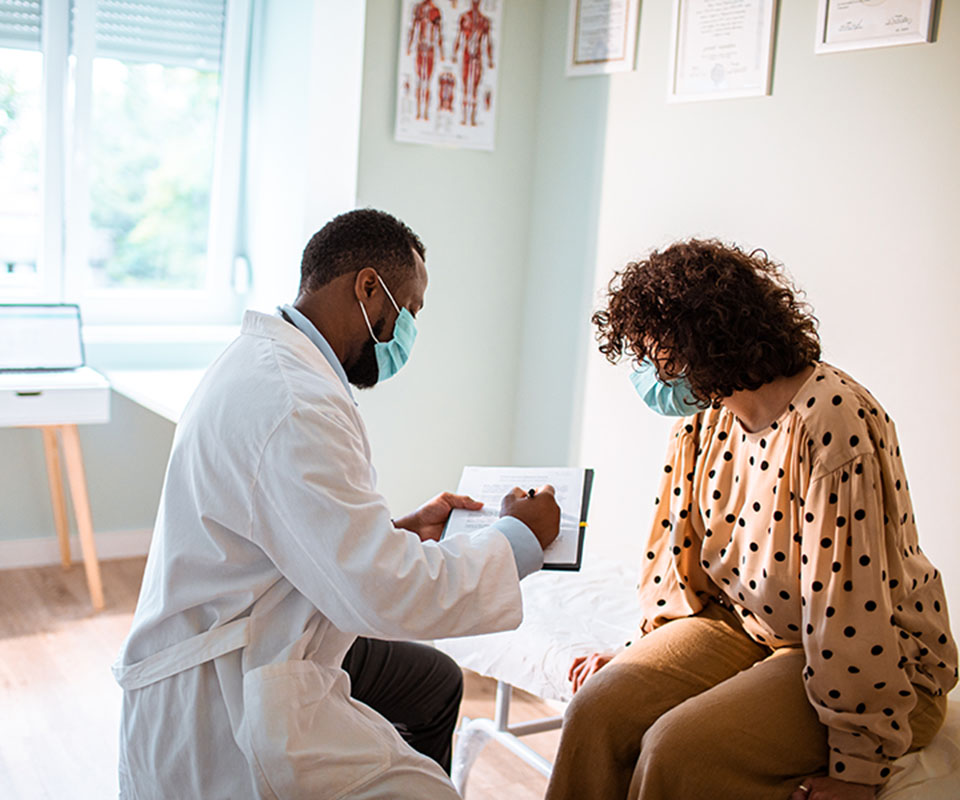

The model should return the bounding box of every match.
[82,4,224,292]
[0,0,251,323]
[0,1,44,288]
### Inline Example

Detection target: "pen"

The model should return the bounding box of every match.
[527,488,536,498]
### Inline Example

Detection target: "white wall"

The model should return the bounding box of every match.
[244,0,366,313]
[577,2,960,631]
[354,0,545,512]
[510,0,609,468]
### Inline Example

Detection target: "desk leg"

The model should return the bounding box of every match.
[59,425,105,611]
[41,427,72,570]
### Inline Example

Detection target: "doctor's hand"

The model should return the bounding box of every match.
[499,485,561,551]
[394,492,484,542]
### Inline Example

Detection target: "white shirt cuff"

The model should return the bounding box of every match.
[492,517,544,579]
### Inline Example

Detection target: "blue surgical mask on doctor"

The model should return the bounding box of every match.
[358,272,417,382]
[629,359,703,417]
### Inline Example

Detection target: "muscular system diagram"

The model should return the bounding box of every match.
[438,72,456,112]
[407,0,444,120]
[395,0,502,151]
[453,0,494,127]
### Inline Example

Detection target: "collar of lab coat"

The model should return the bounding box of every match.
[240,310,357,406]
[276,304,356,405]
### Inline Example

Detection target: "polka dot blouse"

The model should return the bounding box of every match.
[638,362,958,785]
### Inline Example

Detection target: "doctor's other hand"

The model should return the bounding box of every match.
[569,652,614,694]
[395,492,484,542]
[499,485,561,551]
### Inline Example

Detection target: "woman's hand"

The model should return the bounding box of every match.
[790,777,877,800]
[568,652,614,694]
[394,492,483,542]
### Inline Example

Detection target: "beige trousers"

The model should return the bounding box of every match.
[544,602,946,800]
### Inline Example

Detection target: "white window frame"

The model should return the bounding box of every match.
[0,3,54,300]
[2,0,251,325]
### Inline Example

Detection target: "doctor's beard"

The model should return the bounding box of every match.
[346,315,385,389]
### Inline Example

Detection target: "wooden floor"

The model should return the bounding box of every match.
[0,557,559,799]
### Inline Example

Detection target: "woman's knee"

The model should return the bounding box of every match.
[629,711,717,800]
[562,677,604,733]
[637,700,722,775]
[562,664,661,751]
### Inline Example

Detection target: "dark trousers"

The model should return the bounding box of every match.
[340,637,464,775]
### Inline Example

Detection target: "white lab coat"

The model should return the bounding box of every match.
[114,310,525,799]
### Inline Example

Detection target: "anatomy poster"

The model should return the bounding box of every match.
[395,0,503,152]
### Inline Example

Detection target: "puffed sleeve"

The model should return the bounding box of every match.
[799,453,912,785]
[637,419,710,635]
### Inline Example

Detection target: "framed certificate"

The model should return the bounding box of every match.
[816,0,937,54]
[668,0,777,103]
[566,0,641,77]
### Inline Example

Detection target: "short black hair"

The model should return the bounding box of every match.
[300,208,425,293]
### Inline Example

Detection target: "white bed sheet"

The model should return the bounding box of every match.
[435,558,640,704]
[879,699,960,799]
[434,558,960,796]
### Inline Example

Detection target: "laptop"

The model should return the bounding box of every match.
[0,304,85,372]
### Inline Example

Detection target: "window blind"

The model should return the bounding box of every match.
[73,0,227,69]
[0,0,42,51]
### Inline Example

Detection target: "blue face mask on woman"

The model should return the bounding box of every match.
[358,273,417,382]
[629,359,703,417]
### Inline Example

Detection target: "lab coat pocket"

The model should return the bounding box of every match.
[242,659,392,800]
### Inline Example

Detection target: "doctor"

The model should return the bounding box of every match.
[114,209,560,799]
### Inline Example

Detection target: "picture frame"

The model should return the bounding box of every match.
[566,0,641,77]
[815,0,936,54]
[668,0,777,103]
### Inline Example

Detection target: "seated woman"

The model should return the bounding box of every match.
[546,240,957,800]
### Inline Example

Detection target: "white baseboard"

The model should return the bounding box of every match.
[0,528,153,570]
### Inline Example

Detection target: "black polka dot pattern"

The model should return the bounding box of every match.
[633,362,956,786]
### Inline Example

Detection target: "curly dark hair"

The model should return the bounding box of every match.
[592,239,821,404]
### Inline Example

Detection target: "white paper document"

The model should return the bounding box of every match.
[444,466,593,570]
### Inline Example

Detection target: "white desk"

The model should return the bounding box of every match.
[0,367,111,610]
[106,369,206,424]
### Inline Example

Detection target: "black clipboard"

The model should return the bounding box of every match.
[542,467,594,571]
